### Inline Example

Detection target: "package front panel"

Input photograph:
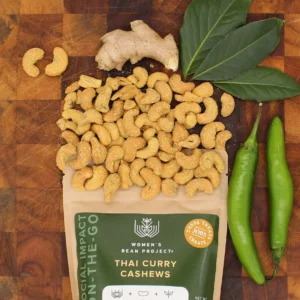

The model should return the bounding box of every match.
[75,213,219,300]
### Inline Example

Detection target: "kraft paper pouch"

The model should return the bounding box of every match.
[64,151,228,300]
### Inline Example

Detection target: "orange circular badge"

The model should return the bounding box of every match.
[184,219,214,248]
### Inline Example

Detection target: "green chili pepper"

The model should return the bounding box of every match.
[267,116,293,278]
[228,104,265,285]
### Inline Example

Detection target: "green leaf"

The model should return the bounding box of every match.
[180,0,251,79]
[214,66,300,102]
[193,18,284,81]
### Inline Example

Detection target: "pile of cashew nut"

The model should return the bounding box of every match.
[56,68,234,202]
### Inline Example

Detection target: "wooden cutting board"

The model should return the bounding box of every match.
[0,0,299,299]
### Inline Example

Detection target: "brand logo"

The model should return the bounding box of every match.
[134,218,160,238]
[111,289,123,298]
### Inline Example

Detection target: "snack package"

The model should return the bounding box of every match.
[63,152,228,300]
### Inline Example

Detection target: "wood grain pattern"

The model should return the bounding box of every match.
[0,1,299,299]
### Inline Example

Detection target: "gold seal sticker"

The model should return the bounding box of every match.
[184,219,214,248]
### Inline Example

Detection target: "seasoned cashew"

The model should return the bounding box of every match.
[78,75,102,88]
[124,100,136,110]
[148,102,171,122]
[45,47,68,76]
[175,91,203,103]
[103,123,120,141]
[154,81,173,104]
[178,134,200,149]
[161,159,181,179]
[158,131,181,154]
[130,159,146,187]
[136,137,159,159]
[90,137,107,164]
[135,113,160,131]
[157,111,174,133]
[133,67,148,88]
[221,92,235,117]
[140,88,160,105]
[105,146,124,173]
[123,109,141,137]
[140,168,162,200]
[56,143,77,171]
[85,165,108,191]
[61,130,79,146]
[22,48,44,77]
[91,124,112,146]
[143,128,157,141]
[200,122,225,149]
[169,74,195,94]
[194,166,220,189]
[147,72,169,88]
[62,109,83,124]
[76,123,91,136]
[109,136,125,147]
[112,85,140,100]
[172,122,189,143]
[63,92,77,110]
[157,151,174,162]
[185,178,213,197]
[135,93,150,112]
[104,173,121,203]
[81,131,95,142]
[106,77,120,91]
[193,82,214,98]
[184,112,197,129]
[117,76,132,86]
[104,100,124,122]
[216,130,232,150]
[123,137,146,162]
[69,141,92,170]
[56,118,77,132]
[199,151,225,173]
[116,119,128,138]
[95,86,113,113]
[65,81,80,94]
[146,157,163,176]
[174,102,201,124]
[118,161,133,189]
[79,88,96,111]
[196,98,218,124]
[71,167,93,191]
[162,179,179,197]
[175,149,202,170]
[127,74,138,85]
[174,169,194,185]
[76,90,82,104]
[79,109,103,126]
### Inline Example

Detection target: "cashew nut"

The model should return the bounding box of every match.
[81,131,95,142]
[62,109,83,124]
[140,168,161,200]
[123,137,146,162]
[146,157,163,176]
[112,85,140,100]
[117,76,132,86]
[79,109,103,126]
[174,102,201,124]
[135,113,160,131]
[140,88,160,105]
[71,167,93,191]
[136,137,159,159]
[90,137,107,164]
[157,111,174,133]
[130,158,146,187]
[103,122,120,141]
[69,141,92,170]
[85,165,108,191]
[143,128,156,141]
[184,112,197,129]
[56,118,77,132]
[104,173,121,203]
[135,93,150,112]
[127,74,138,85]
[61,130,79,146]
[133,67,148,88]
[200,122,225,149]
[124,100,136,110]
[63,92,77,110]
[76,123,91,136]
[105,146,124,173]
[106,77,120,91]
[216,130,232,150]
[91,124,112,146]
[157,151,174,162]
[175,149,202,170]
[196,98,218,124]
[147,72,169,88]
[162,179,179,197]
[199,151,225,173]
[22,48,45,77]
[79,75,102,88]
[174,169,194,185]
[154,81,173,103]
[220,92,235,117]
[185,178,213,197]
[104,100,124,122]
[175,91,203,103]
[161,159,180,179]
[148,101,171,122]
[158,131,181,154]
[56,143,77,171]
[65,81,80,94]
[118,161,133,189]
[172,122,189,143]
[123,108,141,137]
[116,119,128,138]
[193,82,214,98]
[169,74,195,94]
[178,134,200,149]
[109,136,125,147]
[45,47,68,76]
[194,166,220,189]
[95,86,113,113]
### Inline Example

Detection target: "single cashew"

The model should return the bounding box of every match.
[161,159,181,179]
[169,74,195,94]
[109,136,125,147]
[143,128,157,141]
[116,119,128,138]
[175,91,203,103]
[65,81,80,94]
[95,86,113,113]
[123,137,146,162]
[216,130,232,150]
[76,90,83,104]
[112,85,140,101]
[172,122,189,143]
[130,158,146,187]
[221,92,235,117]
[56,143,77,171]
[193,82,214,98]
[135,113,160,131]
[127,74,138,85]
[91,124,112,146]
[146,157,163,176]
[132,67,148,88]
[200,122,225,149]
[90,136,107,164]
[69,141,92,170]
[136,137,159,159]
[124,99,136,110]
[140,168,162,200]
[79,88,96,111]
[62,109,83,124]
[104,173,121,203]
[104,100,124,122]
[178,134,200,149]
[157,151,174,162]
[135,93,150,112]
[81,131,95,142]
[174,102,201,124]
[117,76,132,86]
[148,101,171,122]
[61,130,79,146]
[45,47,68,76]
[63,92,77,110]
[158,131,181,154]
[185,178,213,197]
[123,108,141,137]
[76,123,91,136]
[85,165,108,191]
[56,118,77,132]
[184,112,197,129]
[157,111,174,133]
[22,48,45,77]
[78,75,102,88]
[154,81,173,104]
[105,146,124,173]
[79,109,103,126]
[103,122,120,141]
[162,179,179,197]
[196,98,218,124]
[147,72,169,88]
[199,151,225,173]
[71,167,93,191]
[118,161,133,189]
[106,77,120,91]
[174,169,194,185]
[175,149,202,170]
[194,166,220,189]
[140,88,160,105]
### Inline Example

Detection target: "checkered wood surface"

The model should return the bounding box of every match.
[0,0,299,299]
